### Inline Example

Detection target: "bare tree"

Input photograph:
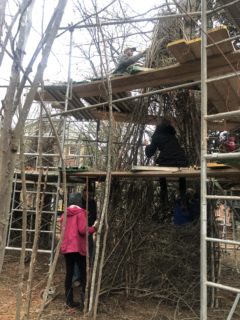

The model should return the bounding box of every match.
[0,0,68,273]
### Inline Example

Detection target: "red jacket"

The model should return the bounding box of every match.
[60,205,95,256]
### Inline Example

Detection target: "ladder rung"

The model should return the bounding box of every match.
[205,109,240,120]
[206,71,240,84]
[206,281,240,294]
[24,135,56,139]
[5,246,52,253]
[10,228,54,234]
[205,152,240,160]
[12,209,56,214]
[17,153,60,157]
[206,195,240,200]
[15,181,58,185]
[206,237,240,246]
[14,190,57,195]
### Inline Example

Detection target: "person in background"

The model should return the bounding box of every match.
[60,194,97,308]
[72,185,97,287]
[80,185,97,261]
[224,136,237,152]
[113,46,147,74]
[144,118,189,208]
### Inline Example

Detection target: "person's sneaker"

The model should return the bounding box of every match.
[66,301,81,308]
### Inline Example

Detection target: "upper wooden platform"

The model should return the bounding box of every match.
[35,26,240,128]
[167,26,240,116]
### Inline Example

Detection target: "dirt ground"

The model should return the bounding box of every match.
[0,251,240,320]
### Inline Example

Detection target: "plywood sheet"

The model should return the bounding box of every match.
[167,26,234,63]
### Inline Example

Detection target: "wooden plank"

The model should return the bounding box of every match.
[35,51,240,101]
[189,26,233,59]
[131,165,183,172]
[207,163,229,168]
[66,167,240,180]
[167,39,196,63]
[167,26,234,63]
[206,26,234,56]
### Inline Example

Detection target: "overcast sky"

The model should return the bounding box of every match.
[0,0,163,87]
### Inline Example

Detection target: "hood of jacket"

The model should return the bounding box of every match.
[155,123,176,136]
[67,205,82,217]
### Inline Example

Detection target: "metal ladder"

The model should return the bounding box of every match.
[6,170,61,262]
[200,1,240,319]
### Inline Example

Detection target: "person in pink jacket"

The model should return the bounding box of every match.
[60,197,97,308]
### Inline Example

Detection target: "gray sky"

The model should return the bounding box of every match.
[0,0,162,86]
[43,0,162,82]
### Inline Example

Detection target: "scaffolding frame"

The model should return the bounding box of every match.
[201,1,240,319]
[5,29,97,261]
[2,0,240,317]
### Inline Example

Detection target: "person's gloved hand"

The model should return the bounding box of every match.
[93,220,99,231]
[142,48,148,55]
[143,139,150,146]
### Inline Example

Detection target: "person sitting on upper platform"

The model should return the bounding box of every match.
[112,46,147,74]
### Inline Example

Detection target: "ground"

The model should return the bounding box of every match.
[0,251,240,319]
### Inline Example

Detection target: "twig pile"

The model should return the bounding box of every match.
[101,180,200,312]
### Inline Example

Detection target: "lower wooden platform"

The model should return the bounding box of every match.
[14,167,240,183]
[67,167,240,181]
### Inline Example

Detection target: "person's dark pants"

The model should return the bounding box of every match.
[64,252,86,305]
[73,235,95,282]
[179,177,187,206]
[159,177,186,206]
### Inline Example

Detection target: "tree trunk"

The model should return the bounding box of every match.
[0,0,68,273]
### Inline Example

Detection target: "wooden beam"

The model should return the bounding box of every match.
[90,110,159,125]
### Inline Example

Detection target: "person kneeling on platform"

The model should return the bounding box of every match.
[144,118,189,208]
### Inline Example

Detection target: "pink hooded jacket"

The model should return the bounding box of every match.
[60,205,95,256]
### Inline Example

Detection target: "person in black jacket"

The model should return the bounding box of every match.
[144,119,189,208]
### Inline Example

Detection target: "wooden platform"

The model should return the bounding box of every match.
[66,167,240,181]
[35,26,240,128]
[167,26,240,114]
[167,26,234,63]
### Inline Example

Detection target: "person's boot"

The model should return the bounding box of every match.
[160,177,168,210]
[179,177,187,208]
[65,288,80,308]
[66,301,81,308]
